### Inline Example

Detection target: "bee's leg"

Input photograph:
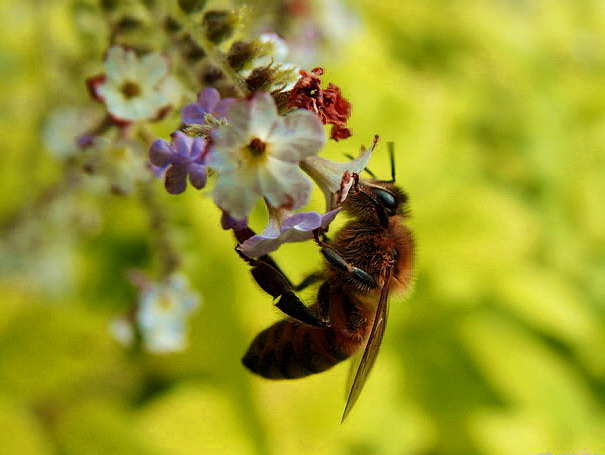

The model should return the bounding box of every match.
[234,230,327,326]
[319,245,378,289]
[317,281,331,324]
[294,272,324,291]
[249,261,328,327]
[234,233,294,288]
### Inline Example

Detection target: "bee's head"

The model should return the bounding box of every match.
[343,180,409,227]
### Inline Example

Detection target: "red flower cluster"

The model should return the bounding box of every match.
[287,67,352,141]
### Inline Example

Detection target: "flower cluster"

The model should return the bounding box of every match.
[71,0,375,354]
[150,76,376,255]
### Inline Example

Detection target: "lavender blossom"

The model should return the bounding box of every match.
[238,207,341,257]
[150,131,209,194]
[181,87,234,125]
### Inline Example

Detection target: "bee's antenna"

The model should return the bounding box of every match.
[343,153,377,179]
[386,142,396,183]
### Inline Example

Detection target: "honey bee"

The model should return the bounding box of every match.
[237,146,414,421]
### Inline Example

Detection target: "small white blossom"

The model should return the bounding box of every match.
[96,46,173,122]
[207,91,326,220]
[300,136,377,210]
[42,107,99,159]
[82,136,151,195]
[136,274,200,354]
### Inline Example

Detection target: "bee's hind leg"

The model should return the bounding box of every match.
[234,229,328,327]
[250,262,328,327]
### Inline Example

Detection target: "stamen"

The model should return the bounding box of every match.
[248,138,267,156]
[120,80,141,99]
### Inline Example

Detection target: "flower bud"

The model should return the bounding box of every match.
[178,0,207,14]
[202,10,239,44]
[100,0,119,11]
[245,64,298,92]
[180,33,206,61]
[163,16,182,34]
[227,40,257,72]
[200,64,224,85]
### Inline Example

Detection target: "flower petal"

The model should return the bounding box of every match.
[172,131,195,158]
[181,103,206,124]
[149,139,173,167]
[213,170,262,220]
[269,109,326,162]
[248,92,279,140]
[300,139,375,209]
[214,98,234,119]
[281,211,322,231]
[190,137,207,162]
[258,157,312,210]
[238,208,341,257]
[138,52,169,87]
[188,163,207,189]
[221,211,248,230]
[197,87,220,112]
[165,164,188,194]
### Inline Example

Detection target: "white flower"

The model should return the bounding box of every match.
[82,136,151,195]
[207,91,326,220]
[136,274,200,354]
[96,46,173,122]
[300,136,377,210]
[42,107,99,159]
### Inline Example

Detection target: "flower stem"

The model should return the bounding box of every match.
[138,185,181,278]
[168,0,249,97]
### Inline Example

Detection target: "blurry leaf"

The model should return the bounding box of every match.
[0,396,53,455]
[136,382,256,455]
[55,399,161,455]
[468,409,553,455]
[0,306,121,401]
[497,267,605,376]
[414,184,538,302]
[460,312,597,442]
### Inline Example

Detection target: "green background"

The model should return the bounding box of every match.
[1,0,605,454]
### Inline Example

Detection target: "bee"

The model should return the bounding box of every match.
[237,145,414,421]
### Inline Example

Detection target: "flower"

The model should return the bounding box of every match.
[238,206,341,257]
[221,210,248,231]
[287,67,352,141]
[150,131,209,194]
[42,107,99,159]
[207,91,326,220]
[82,136,152,195]
[181,87,234,125]
[300,135,378,210]
[135,274,200,354]
[89,46,173,122]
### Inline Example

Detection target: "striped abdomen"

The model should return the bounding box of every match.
[242,294,374,379]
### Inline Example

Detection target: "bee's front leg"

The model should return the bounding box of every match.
[312,233,378,289]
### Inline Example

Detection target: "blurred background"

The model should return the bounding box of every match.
[2,0,605,454]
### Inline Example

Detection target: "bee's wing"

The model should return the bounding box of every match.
[341,265,393,422]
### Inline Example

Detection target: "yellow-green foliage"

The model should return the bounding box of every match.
[1,0,605,454]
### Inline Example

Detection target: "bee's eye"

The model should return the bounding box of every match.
[373,188,397,212]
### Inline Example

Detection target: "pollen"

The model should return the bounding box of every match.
[120,80,142,99]
[241,137,269,165]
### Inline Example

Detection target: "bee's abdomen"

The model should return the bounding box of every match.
[242,317,357,379]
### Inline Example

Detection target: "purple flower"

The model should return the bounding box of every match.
[221,211,248,231]
[238,207,341,257]
[149,131,208,194]
[181,88,233,125]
